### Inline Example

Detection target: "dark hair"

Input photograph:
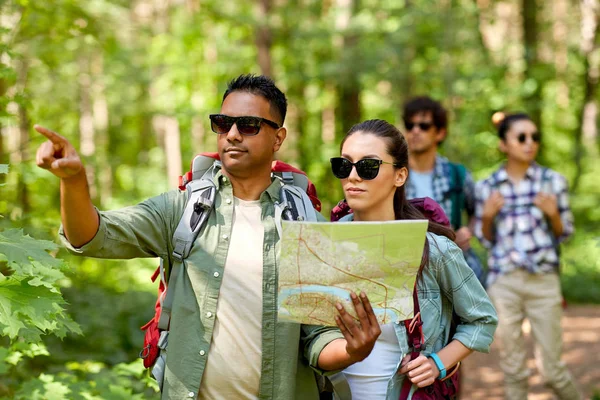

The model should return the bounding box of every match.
[403,96,448,142]
[223,74,288,125]
[341,119,456,279]
[493,112,532,140]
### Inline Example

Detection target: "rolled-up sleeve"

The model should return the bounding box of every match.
[59,190,185,260]
[434,238,498,353]
[302,324,344,375]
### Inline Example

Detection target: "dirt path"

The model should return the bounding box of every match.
[461,305,600,399]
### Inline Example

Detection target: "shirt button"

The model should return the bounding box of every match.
[188,392,195,398]
[225,198,232,205]
[213,272,220,278]
[265,244,271,251]
[199,350,206,356]
[222,177,228,183]
[222,234,229,240]
[206,312,213,318]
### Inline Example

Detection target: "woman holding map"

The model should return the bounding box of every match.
[324,119,498,400]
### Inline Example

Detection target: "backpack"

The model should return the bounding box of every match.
[447,162,466,230]
[138,154,321,387]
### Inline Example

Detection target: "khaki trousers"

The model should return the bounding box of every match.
[488,269,581,400]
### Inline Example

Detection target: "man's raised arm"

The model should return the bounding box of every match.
[34,125,99,247]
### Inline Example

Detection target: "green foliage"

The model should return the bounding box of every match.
[561,235,600,304]
[3,357,158,400]
[1,0,600,397]
[0,163,154,398]
[0,224,81,341]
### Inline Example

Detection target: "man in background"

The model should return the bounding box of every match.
[403,96,485,285]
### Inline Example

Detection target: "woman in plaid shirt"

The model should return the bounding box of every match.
[326,119,497,399]
[474,112,581,399]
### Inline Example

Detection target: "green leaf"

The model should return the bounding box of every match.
[0,229,63,273]
[0,276,79,341]
[15,374,72,400]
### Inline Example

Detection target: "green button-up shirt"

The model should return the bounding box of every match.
[60,171,343,399]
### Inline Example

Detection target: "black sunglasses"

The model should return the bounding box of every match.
[330,157,399,180]
[404,121,433,132]
[517,132,541,144]
[209,114,281,136]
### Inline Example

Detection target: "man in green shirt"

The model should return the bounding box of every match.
[34,74,381,399]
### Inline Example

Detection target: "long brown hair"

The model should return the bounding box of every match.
[341,119,456,278]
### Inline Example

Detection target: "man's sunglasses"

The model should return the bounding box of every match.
[404,121,433,132]
[517,132,541,144]
[209,114,281,136]
[330,157,399,180]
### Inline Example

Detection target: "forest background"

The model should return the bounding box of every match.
[1,0,599,398]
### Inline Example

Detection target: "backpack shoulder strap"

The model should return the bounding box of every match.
[279,183,318,222]
[276,170,310,192]
[172,176,218,261]
[158,159,220,331]
[448,162,466,229]
[274,183,319,238]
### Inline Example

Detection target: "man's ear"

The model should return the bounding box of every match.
[273,127,287,152]
[395,167,409,187]
[435,128,447,144]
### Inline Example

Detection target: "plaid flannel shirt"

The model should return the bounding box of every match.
[406,156,485,285]
[474,163,574,287]
[406,155,476,226]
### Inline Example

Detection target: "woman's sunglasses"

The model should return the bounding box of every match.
[330,157,399,180]
[404,121,433,131]
[517,132,541,144]
[209,114,281,136]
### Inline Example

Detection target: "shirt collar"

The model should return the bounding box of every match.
[492,162,539,184]
[214,169,282,203]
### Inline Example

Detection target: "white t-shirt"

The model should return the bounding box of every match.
[198,197,264,400]
[410,170,435,199]
[340,323,403,399]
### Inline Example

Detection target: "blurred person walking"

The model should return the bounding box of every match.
[403,97,485,286]
[474,112,581,400]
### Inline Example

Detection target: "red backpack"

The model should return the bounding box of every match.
[139,154,322,375]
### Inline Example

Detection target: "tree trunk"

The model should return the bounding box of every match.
[153,115,182,188]
[92,53,112,204]
[191,116,206,155]
[78,55,97,201]
[335,0,360,140]
[572,0,600,192]
[0,77,7,185]
[16,60,30,214]
[255,0,273,77]
[522,0,542,128]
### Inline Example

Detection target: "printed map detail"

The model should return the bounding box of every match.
[278,220,428,326]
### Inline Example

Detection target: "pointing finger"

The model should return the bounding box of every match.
[34,125,66,145]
